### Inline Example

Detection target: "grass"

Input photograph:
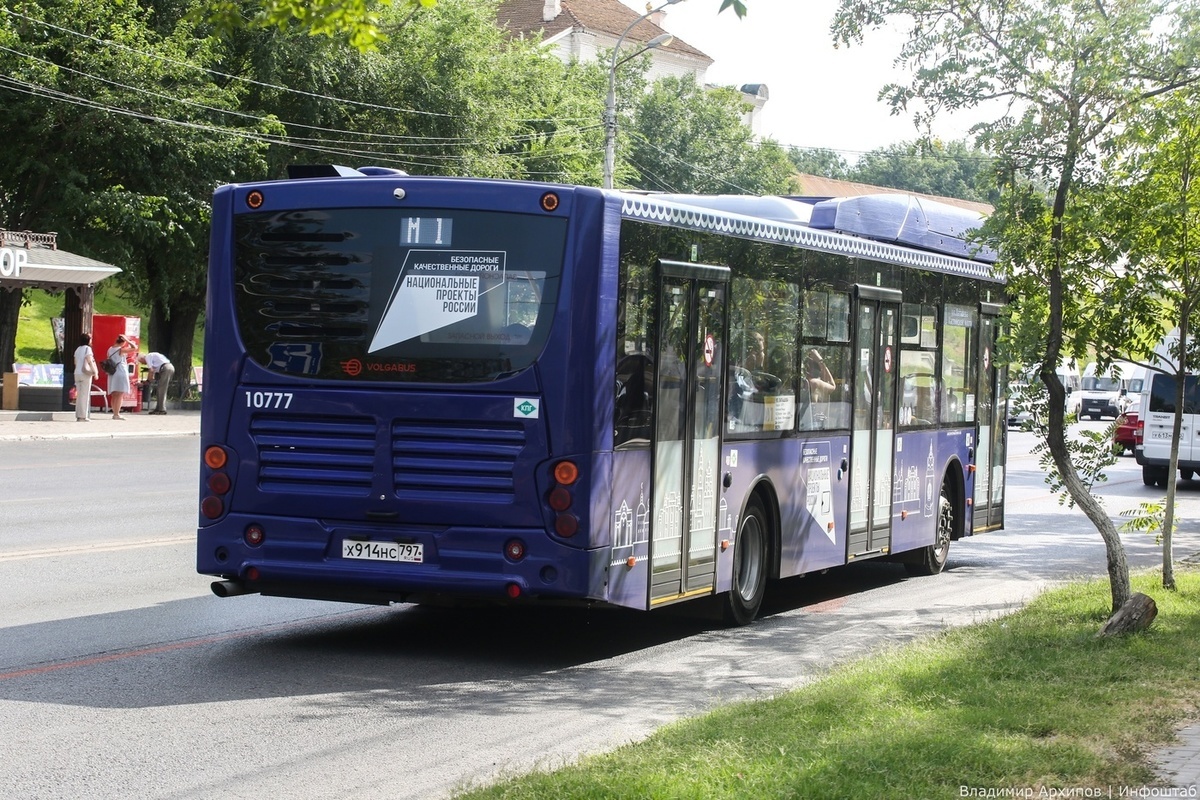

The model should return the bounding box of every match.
[15,287,202,363]
[455,568,1200,799]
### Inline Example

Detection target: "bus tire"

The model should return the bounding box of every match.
[1182,469,1195,482]
[1142,466,1157,486]
[905,480,953,577]
[725,497,768,626]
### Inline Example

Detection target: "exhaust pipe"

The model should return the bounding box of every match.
[211,579,256,598]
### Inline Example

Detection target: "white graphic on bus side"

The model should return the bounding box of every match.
[369,250,507,352]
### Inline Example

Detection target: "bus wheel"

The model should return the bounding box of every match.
[1182,469,1195,482]
[725,498,768,626]
[906,481,953,577]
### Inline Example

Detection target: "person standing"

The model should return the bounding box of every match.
[73,333,98,422]
[106,334,137,420]
[138,352,175,415]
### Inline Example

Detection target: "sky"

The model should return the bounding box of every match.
[620,0,984,158]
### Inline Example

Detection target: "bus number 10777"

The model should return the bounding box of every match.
[244,391,294,409]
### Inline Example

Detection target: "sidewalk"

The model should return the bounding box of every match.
[0,407,200,441]
[1152,720,1200,791]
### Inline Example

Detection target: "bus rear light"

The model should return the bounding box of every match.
[506,582,522,598]
[504,539,526,561]
[204,446,228,469]
[208,473,231,495]
[540,192,559,212]
[246,190,264,209]
[245,566,260,581]
[548,486,572,511]
[244,525,265,547]
[1135,420,1144,442]
[555,513,578,537]
[553,460,579,485]
[201,496,224,519]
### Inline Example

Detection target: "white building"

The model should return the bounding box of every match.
[496,0,768,133]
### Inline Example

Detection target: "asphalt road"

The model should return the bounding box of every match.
[1,423,1196,799]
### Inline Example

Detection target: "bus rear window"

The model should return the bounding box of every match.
[233,208,566,382]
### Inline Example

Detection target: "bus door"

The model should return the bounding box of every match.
[848,286,902,559]
[973,303,1006,531]
[649,260,730,605]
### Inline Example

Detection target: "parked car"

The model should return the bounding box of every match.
[1114,398,1141,455]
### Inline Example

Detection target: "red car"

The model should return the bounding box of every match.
[1114,401,1141,455]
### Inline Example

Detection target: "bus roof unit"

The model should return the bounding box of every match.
[809,194,997,264]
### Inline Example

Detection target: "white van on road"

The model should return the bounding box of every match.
[1006,363,1082,428]
[1136,371,1200,486]
[1079,360,1139,420]
[1134,330,1200,486]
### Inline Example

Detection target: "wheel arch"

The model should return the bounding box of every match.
[942,457,968,541]
[740,476,781,579]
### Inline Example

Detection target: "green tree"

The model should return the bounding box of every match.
[1101,90,1200,590]
[626,74,794,194]
[0,0,273,379]
[196,0,748,51]
[849,139,996,204]
[787,147,851,180]
[229,0,605,184]
[832,0,1200,616]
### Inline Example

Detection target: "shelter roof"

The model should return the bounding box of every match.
[0,231,120,290]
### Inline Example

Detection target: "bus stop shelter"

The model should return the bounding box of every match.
[0,230,121,411]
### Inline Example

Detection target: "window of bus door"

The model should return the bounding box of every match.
[615,261,656,448]
[800,289,852,431]
[898,303,939,429]
[941,303,980,424]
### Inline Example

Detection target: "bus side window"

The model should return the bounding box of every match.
[615,353,654,446]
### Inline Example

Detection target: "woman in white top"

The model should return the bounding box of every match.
[72,333,98,422]
[106,334,137,420]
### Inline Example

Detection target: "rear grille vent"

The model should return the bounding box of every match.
[392,421,526,502]
[251,415,377,496]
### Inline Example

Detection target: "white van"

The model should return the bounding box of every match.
[1006,362,1081,427]
[1134,331,1198,486]
[1080,360,1139,420]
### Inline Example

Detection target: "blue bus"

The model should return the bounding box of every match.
[198,167,1006,624]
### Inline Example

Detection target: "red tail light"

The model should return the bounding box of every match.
[1135,419,1144,443]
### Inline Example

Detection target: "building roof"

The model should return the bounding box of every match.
[0,231,120,290]
[496,0,711,61]
[792,173,993,216]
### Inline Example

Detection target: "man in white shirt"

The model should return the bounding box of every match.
[138,352,175,414]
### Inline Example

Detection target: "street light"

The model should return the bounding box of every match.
[603,0,683,189]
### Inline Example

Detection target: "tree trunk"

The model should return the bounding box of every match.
[164,303,200,401]
[1096,592,1157,637]
[0,287,22,376]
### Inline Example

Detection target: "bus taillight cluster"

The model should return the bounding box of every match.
[201,445,231,520]
[548,460,579,537]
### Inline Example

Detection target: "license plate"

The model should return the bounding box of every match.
[1149,430,1172,440]
[342,540,423,563]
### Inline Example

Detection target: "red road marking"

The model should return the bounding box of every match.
[0,607,385,682]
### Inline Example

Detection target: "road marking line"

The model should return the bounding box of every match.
[0,535,192,562]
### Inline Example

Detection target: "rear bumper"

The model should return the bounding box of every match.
[197,514,599,604]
